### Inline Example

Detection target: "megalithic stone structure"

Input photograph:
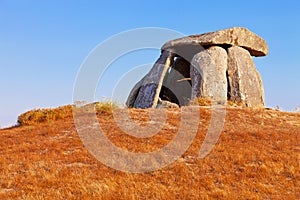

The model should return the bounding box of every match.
[126,27,268,108]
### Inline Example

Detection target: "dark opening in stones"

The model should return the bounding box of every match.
[226,70,231,100]
[159,56,192,106]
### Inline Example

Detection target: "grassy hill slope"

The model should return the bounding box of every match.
[0,106,299,199]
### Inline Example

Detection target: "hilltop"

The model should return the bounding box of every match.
[0,105,299,199]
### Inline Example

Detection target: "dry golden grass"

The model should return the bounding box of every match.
[18,101,119,126]
[17,105,73,126]
[190,97,212,106]
[226,100,246,107]
[0,105,299,199]
[190,97,246,108]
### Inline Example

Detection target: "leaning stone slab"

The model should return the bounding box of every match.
[130,50,174,108]
[125,76,145,107]
[191,46,228,104]
[163,27,268,57]
[227,46,265,107]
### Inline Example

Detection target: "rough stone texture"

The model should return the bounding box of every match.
[125,76,145,107]
[127,51,174,108]
[127,27,268,109]
[190,59,201,100]
[156,98,180,108]
[160,57,191,106]
[227,46,265,107]
[163,27,268,57]
[255,70,265,105]
[191,46,228,104]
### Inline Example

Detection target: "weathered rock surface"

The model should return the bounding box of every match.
[163,27,268,57]
[127,27,267,109]
[191,46,228,104]
[227,46,265,107]
[156,98,180,108]
[126,76,145,107]
[128,50,174,108]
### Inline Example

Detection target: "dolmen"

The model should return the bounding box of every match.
[126,27,268,108]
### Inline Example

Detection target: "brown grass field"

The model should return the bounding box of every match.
[0,105,299,199]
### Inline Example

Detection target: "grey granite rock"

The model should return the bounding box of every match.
[227,46,265,107]
[191,46,228,104]
[163,27,268,57]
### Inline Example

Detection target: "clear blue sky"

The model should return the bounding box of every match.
[0,0,299,128]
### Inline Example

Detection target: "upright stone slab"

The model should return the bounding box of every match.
[191,46,227,104]
[255,70,265,105]
[227,46,265,107]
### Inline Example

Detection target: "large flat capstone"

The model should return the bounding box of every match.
[163,27,268,57]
